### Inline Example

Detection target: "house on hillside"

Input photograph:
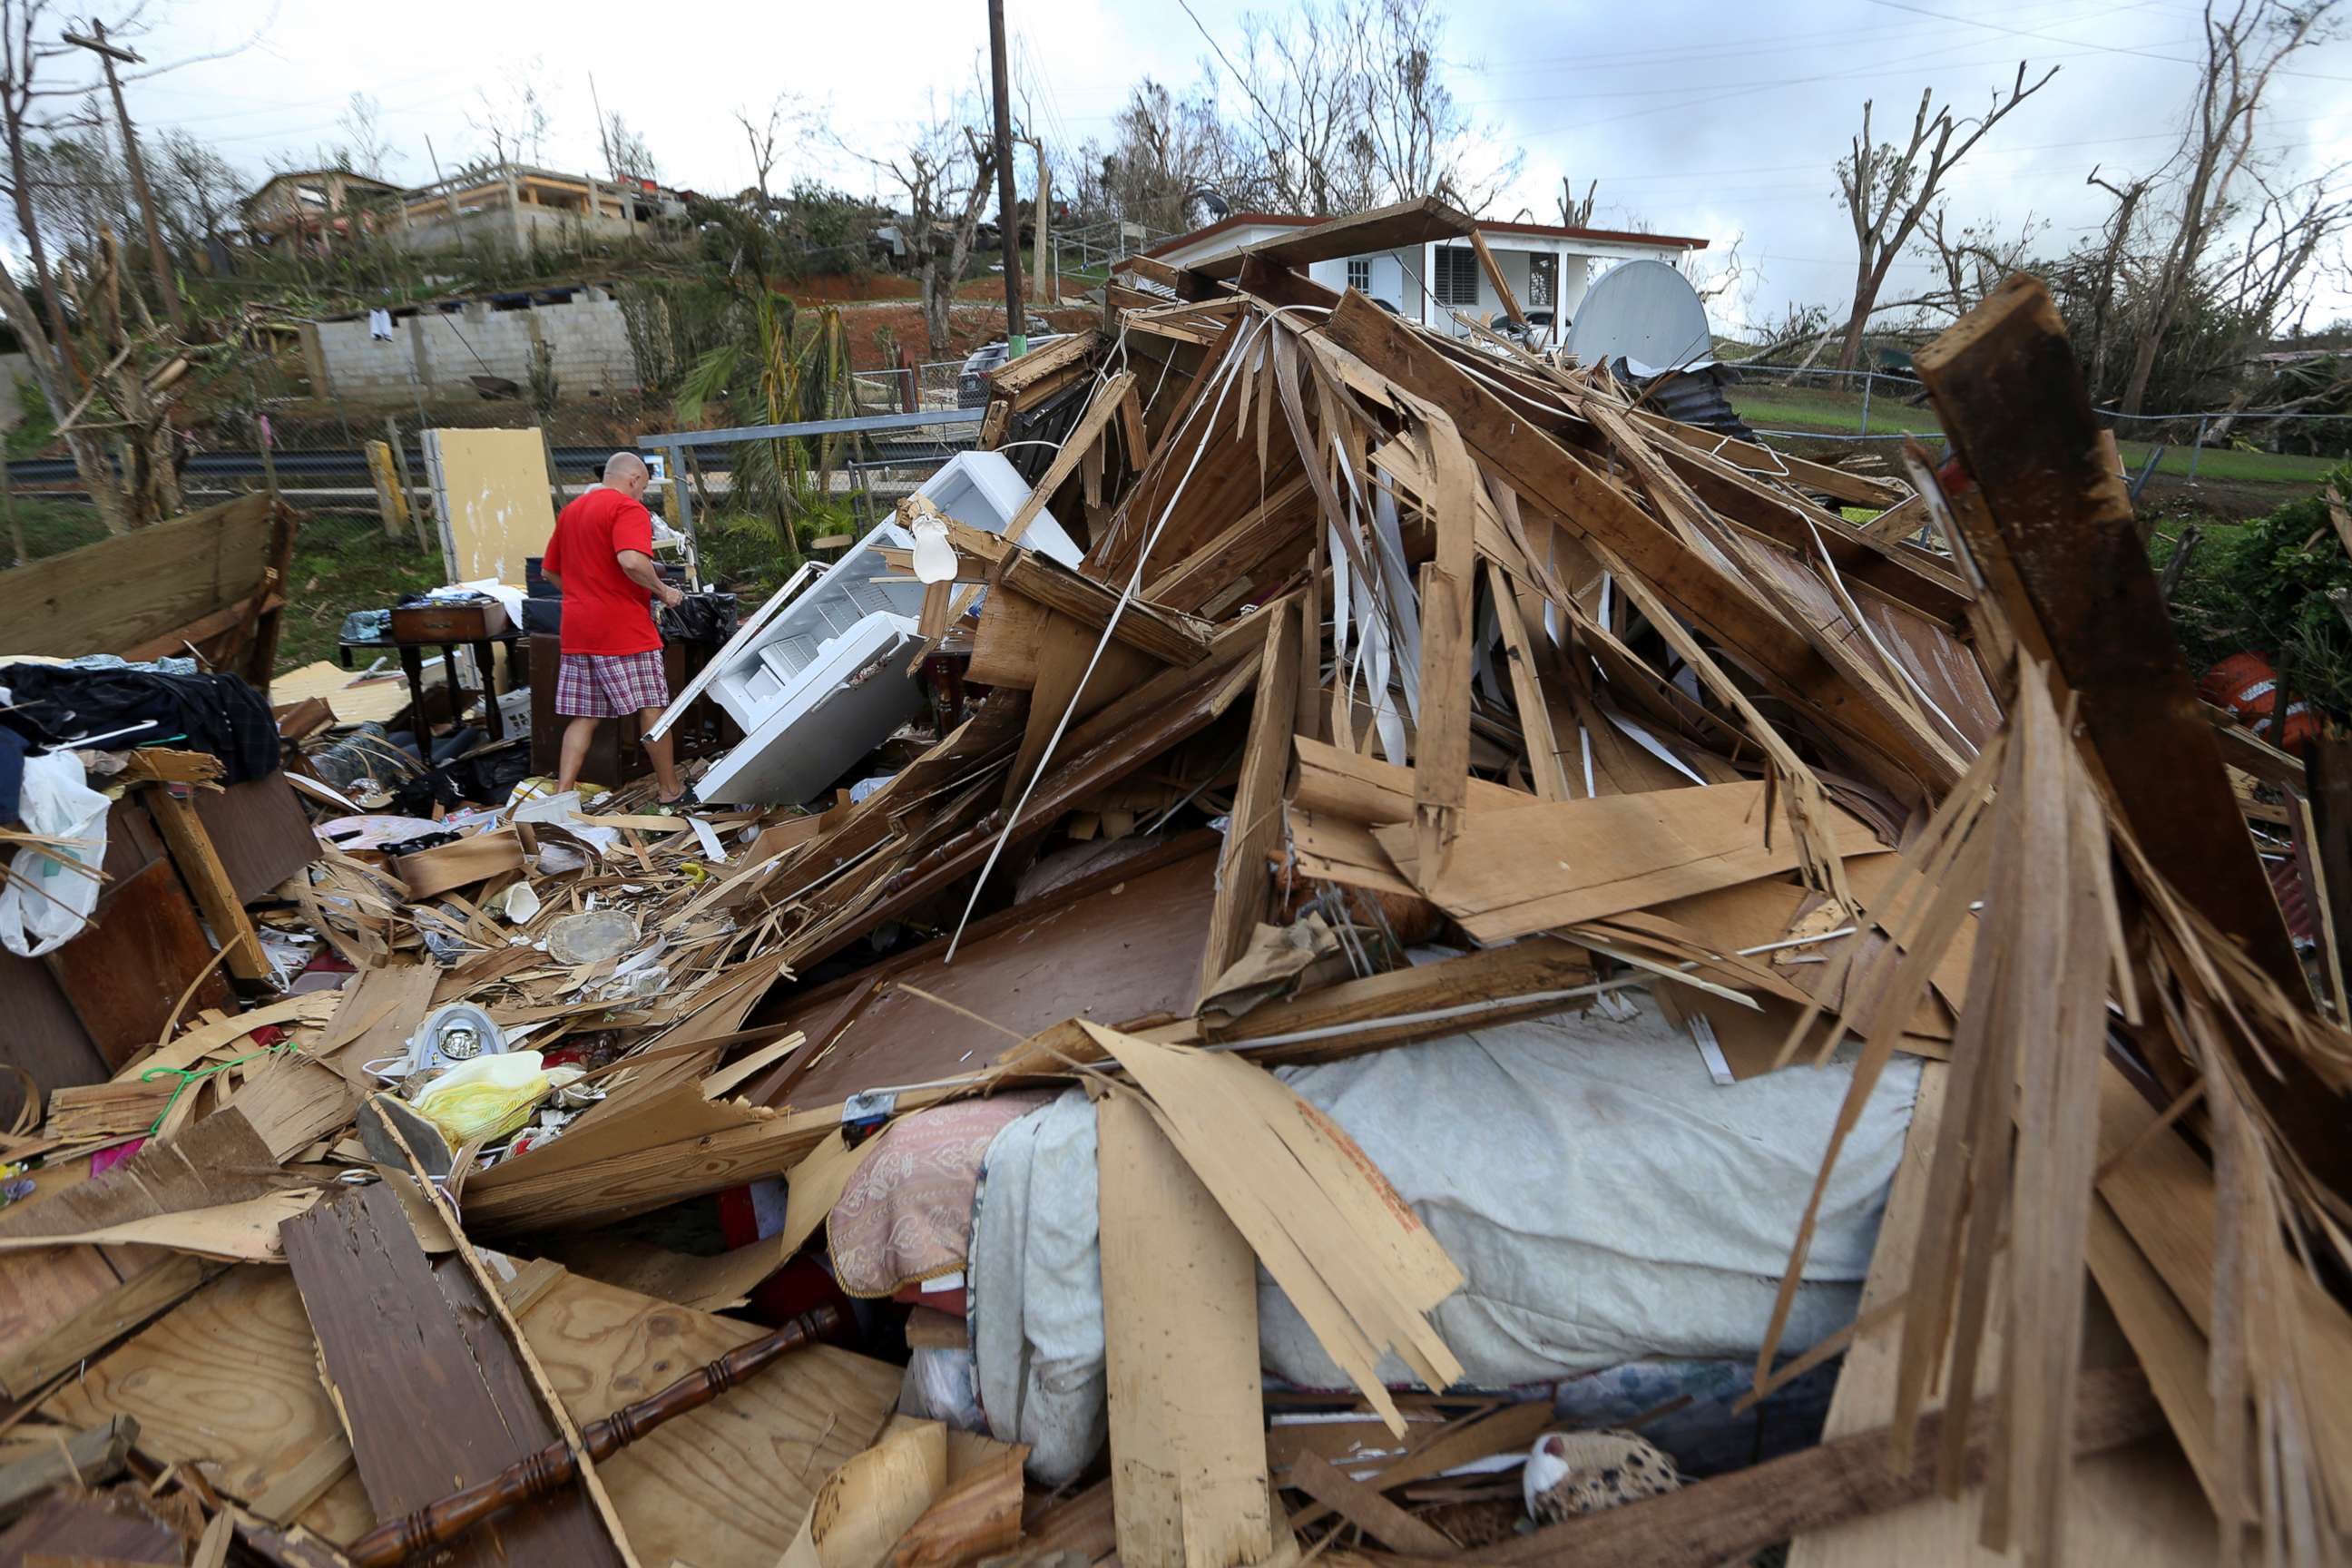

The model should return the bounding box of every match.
[392,164,686,255]
[240,169,403,256]
[1145,212,1709,341]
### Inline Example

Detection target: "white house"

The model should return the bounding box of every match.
[1143,211,1710,340]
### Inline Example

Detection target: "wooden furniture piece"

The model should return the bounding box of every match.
[340,627,524,743]
[526,636,734,785]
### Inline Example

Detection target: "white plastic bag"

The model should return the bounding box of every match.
[0,751,109,958]
[909,514,957,584]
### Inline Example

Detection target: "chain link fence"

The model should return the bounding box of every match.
[848,360,969,415]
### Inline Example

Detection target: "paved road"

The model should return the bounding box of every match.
[5,440,969,496]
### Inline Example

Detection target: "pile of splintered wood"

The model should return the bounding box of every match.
[0,195,2347,1568]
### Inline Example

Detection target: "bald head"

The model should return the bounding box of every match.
[603,451,651,502]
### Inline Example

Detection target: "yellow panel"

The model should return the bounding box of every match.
[431,426,557,587]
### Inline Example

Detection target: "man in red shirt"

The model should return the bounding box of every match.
[541,452,688,802]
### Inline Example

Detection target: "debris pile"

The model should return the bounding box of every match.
[0,199,2346,1568]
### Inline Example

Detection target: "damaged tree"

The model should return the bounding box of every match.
[884,117,999,355]
[2117,0,2336,414]
[1832,61,2055,370]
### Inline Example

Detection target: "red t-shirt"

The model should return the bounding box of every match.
[543,488,662,655]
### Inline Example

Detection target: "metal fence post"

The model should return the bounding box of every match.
[1858,371,1872,436]
[2189,416,2208,481]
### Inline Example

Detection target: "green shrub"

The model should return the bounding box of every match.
[2166,466,2352,715]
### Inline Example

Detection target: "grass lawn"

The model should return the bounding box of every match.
[274,515,447,673]
[1729,384,1944,438]
[1730,382,2338,489]
[2113,441,2338,486]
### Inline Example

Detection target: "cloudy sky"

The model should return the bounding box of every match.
[81,0,2352,335]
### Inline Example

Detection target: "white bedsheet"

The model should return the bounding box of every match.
[968,989,1920,1485]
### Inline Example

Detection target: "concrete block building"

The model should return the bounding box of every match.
[300,284,640,404]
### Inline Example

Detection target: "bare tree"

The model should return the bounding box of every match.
[1557,177,1596,227]
[2077,165,2156,395]
[0,258,122,531]
[1073,78,1238,236]
[336,91,397,179]
[69,229,178,524]
[2228,164,2352,332]
[151,128,240,258]
[1913,204,2044,320]
[880,114,998,354]
[736,93,797,209]
[2117,0,2335,413]
[25,101,133,260]
[603,112,657,182]
[0,0,89,376]
[1832,61,2055,369]
[1187,0,1517,216]
[469,64,552,167]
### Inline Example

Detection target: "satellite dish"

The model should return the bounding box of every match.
[1563,260,1713,374]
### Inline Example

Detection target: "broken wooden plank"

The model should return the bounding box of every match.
[142,788,269,983]
[0,1254,219,1400]
[1286,1449,1455,1555]
[1186,196,1473,281]
[0,1109,305,1247]
[0,1415,135,1527]
[1914,272,2349,1200]
[887,1441,1026,1568]
[1097,1091,1274,1568]
[1466,230,1525,329]
[1196,594,1303,1008]
[1321,293,1951,790]
[280,1181,629,1568]
[1083,1024,1462,1435]
[1374,781,1886,944]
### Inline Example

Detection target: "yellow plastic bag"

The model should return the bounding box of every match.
[407,1052,582,1146]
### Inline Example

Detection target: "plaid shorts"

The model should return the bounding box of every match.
[555,650,670,719]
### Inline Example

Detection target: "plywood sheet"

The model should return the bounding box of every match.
[779,847,1217,1107]
[426,426,559,586]
[46,1263,904,1565]
[0,1243,127,1373]
[43,1264,377,1544]
[44,858,234,1071]
[191,773,320,905]
[516,1270,903,1568]
[270,660,417,727]
[1376,781,1886,944]
[0,947,106,1102]
[1098,1092,1272,1568]
[0,493,272,658]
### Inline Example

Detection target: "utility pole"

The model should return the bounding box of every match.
[985,0,1024,358]
[64,21,184,336]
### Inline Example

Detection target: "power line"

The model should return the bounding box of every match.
[1449,0,2126,78]
[1862,0,2352,83]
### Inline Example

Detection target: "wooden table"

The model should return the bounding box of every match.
[338,633,524,741]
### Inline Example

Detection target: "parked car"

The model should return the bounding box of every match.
[958,333,1074,408]
[1503,307,1561,348]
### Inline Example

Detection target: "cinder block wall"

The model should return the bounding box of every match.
[308,289,640,403]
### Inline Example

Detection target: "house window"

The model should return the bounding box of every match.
[1526,254,1558,309]
[1433,246,1480,307]
[1347,257,1371,293]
